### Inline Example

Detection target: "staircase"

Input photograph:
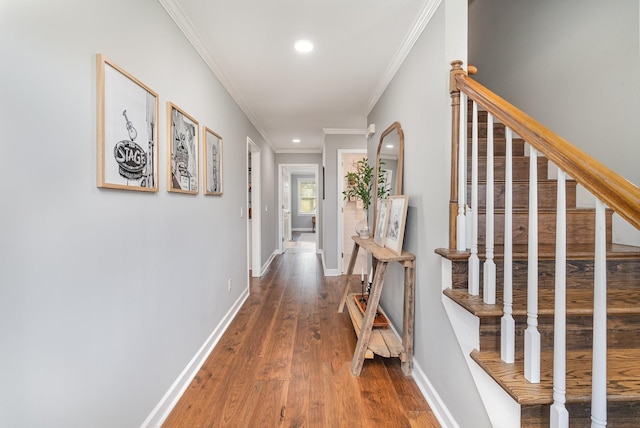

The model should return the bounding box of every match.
[438,65,640,427]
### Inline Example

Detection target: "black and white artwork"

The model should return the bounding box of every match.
[204,127,223,195]
[168,103,199,194]
[97,54,158,192]
[384,195,409,255]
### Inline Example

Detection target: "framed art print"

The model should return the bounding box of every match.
[204,127,223,195]
[96,54,158,191]
[384,195,409,255]
[167,102,199,194]
[374,198,390,247]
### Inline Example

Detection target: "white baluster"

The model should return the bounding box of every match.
[501,127,515,363]
[468,101,480,296]
[550,169,568,428]
[483,113,496,304]
[525,145,541,383]
[457,92,467,251]
[591,199,607,428]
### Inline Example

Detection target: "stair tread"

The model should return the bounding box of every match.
[435,243,640,261]
[444,287,640,317]
[471,348,640,405]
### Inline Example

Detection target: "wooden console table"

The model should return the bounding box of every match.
[338,236,416,376]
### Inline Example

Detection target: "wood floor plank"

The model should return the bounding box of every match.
[243,380,289,427]
[358,357,414,427]
[406,410,442,427]
[163,249,438,427]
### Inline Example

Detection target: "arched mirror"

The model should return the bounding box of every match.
[372,122,404,237]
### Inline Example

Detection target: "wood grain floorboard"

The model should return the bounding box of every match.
[163,251,438,427]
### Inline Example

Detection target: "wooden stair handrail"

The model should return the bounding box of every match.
[450,61,640,231]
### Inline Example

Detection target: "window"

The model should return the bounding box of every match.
[298,179,317,215]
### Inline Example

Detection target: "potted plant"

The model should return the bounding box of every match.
[343,158,388,238]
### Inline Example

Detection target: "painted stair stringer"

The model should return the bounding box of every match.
[441,257,521,428]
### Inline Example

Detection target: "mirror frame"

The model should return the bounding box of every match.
[372,121,404,237]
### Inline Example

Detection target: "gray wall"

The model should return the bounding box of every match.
[0,0,275,426]
[367,1,490,426]
[469,0,640,186]
[259,148,278,261]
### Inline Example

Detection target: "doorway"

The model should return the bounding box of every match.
[278,164,319,254]
[247,138,261,277]
[338,150,367,275]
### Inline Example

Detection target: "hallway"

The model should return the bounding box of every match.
[163,251,439,427]
[286,231,317,254]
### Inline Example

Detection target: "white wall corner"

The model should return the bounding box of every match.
[320,252,341,276]
[258,250,279,277]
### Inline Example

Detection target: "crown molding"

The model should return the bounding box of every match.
[275,148,323,154]
[322,128,367,135]
[365,0,443,114]
[157,0,275,150]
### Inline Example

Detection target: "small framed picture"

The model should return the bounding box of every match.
[96,54,158,191]
[167,102,199,194]
[384,195,409,255]
[204,127,223,195]
[374,198,390,246]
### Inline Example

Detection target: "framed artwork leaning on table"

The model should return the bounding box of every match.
[384,195,408,255]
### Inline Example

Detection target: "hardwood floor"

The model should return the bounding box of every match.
[162,251,439,427]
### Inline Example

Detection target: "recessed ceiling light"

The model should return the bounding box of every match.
[386,144,395,149]
[294,40,314,53]
[292,139,301,143]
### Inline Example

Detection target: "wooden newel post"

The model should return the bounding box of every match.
[449,60,466,249]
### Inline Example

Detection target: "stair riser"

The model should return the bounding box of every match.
[476,210,612,247]
[480,315,640,353]
[522,401,640,428]
[468,181,577,210]
[450,259,640,291]
[467,122,506,139]
[467,139,525,156]
[467,156,548,181]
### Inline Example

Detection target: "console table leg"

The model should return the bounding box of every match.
[350,261,388,376]
[401,261,416,376]
[338,241,361,313]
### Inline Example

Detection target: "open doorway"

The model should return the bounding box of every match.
[338,149,368,275]
[278,164,319,254]
[247,138,261,277]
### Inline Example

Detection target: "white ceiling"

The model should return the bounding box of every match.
[159,0,434,152]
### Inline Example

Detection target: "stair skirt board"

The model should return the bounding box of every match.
[442,259,521,427]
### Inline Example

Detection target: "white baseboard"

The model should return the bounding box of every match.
[140,288,250,428]
[292,227,314,232]
[383,311,458,428]
[257,250,278,277]
[320,251,341,276]
[411,359,460,428]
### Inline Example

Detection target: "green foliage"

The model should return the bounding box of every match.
[342,158,389,211]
